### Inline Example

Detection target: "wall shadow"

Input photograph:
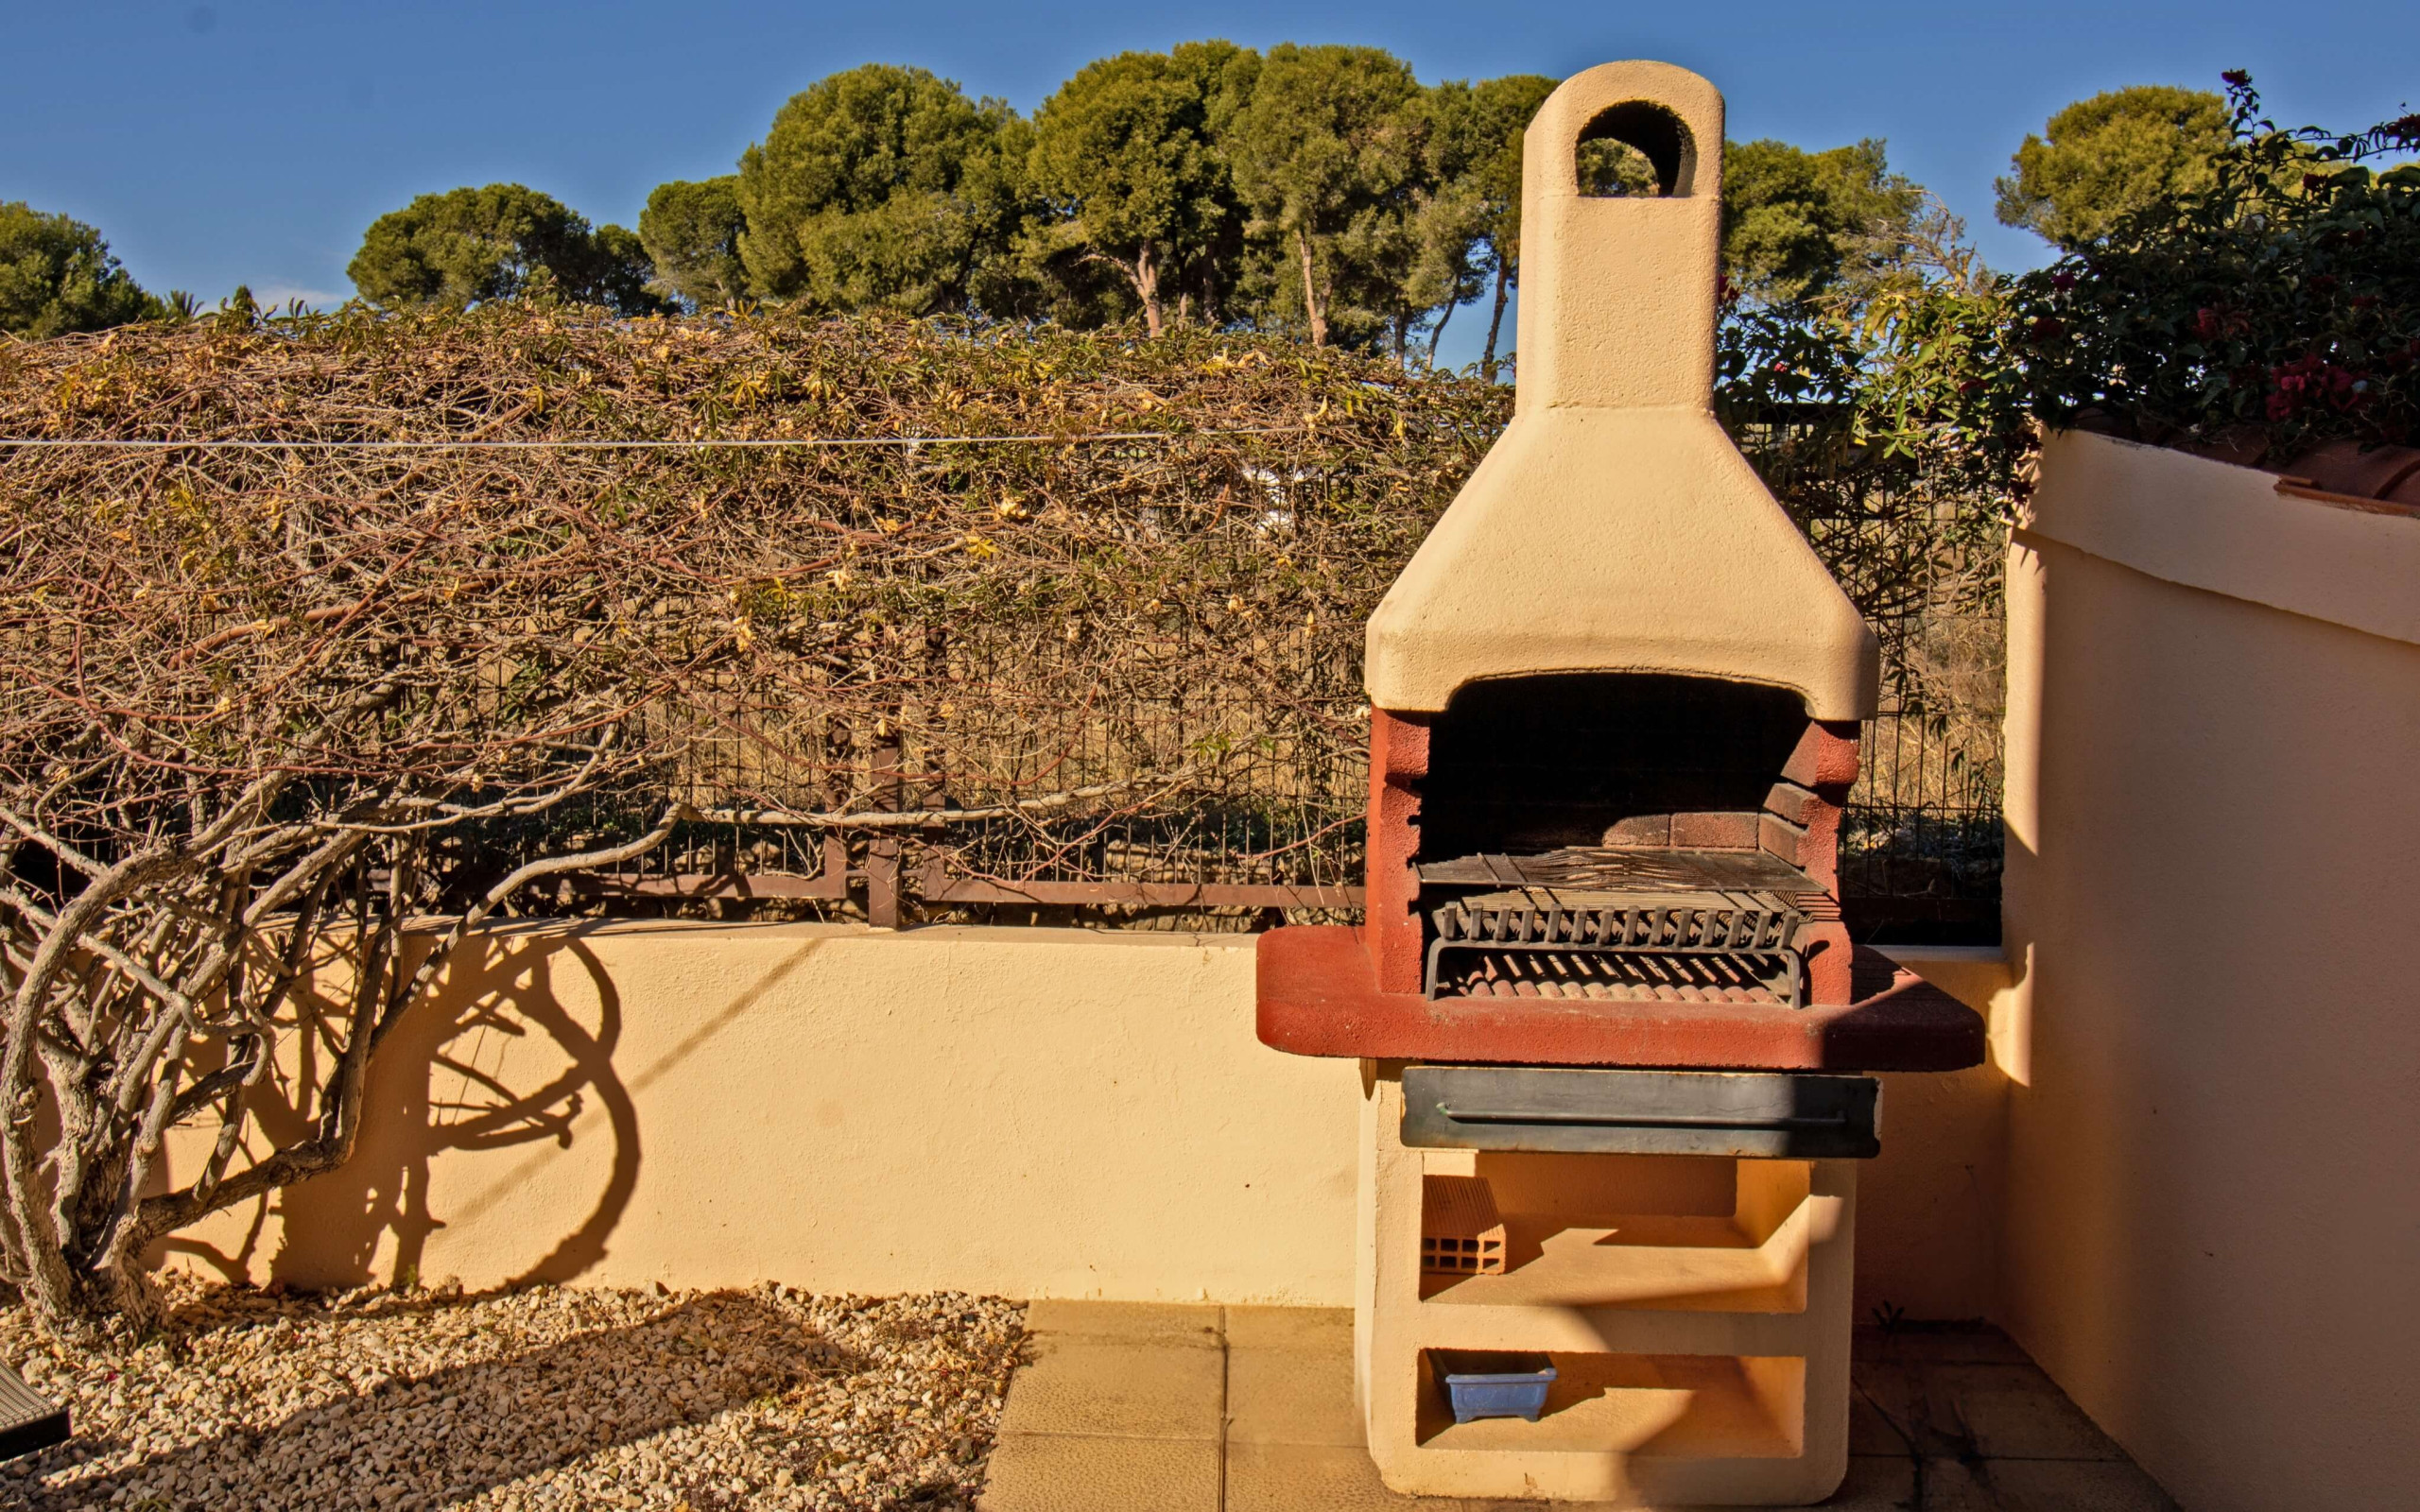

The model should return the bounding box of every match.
[160,926,642,1292]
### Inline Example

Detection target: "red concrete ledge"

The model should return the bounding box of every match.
[1255,925,1984,1072]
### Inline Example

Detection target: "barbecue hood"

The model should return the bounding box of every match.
[1364,61,1879,721]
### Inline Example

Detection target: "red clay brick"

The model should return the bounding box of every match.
[1763,782,1822,827]
[1602,814,1672,848]
[1780,721,1862,792]
[1671,811,1760,849]
[1366,708,1431,996]
[1760,812,1808,867]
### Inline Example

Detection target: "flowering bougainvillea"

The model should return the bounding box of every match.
[2015,77,2420,455]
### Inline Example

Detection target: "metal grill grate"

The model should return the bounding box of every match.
[1419,847,1817,1007]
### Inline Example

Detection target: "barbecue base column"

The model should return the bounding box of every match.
[1353,1063,1857,1505]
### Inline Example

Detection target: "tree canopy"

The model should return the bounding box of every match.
[1995,85,2230,249]
[637,176,749,310]
[1223,43,1427,349]
[347,183,663,314]
[1027,46,1252,335]
[735,63,1032,316]
[0,202,165,337]
[1722,138,1924,303]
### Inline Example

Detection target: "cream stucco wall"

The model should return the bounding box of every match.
[164,921,2010,1324]
[169,923,1365,1305]
[1998,431,2420,1512]
[1859,946,2015,1325]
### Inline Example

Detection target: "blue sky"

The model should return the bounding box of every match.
[5,1,2411,368]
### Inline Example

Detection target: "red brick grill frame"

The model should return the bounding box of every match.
[1255,705,1984,1072]
[1364,708,1862,1005]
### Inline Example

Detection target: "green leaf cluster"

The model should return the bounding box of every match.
[0,201,167,337]
[346,183,667,316]
[1994,85,2231,250]
[1723,139,1924,304]
[638,177,749,310]
[735,63,1034,318]
[2015,77,2420,454]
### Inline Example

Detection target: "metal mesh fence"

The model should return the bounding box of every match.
[497,415,2004,936]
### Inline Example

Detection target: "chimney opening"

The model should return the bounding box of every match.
[1575,101,1691,197]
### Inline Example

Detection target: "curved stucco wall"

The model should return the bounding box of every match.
[1999,431,2420,1512]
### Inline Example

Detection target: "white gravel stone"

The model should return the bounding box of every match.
[0,1274,1025,1511]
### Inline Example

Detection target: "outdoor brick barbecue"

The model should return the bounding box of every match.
[1253,54,1983,1073]
[1251,60,1987,1504]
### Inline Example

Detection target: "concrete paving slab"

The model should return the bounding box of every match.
[1808,1453,1919,1510]
[980,1303,2180,1512]
[1975,1456,2181,1511]
[978,1431,1221,1512]
[1226,1303,1355,1352]
[996,1336,1226,1441]
[1228,1440,1473,1511]
[1925,1362,2126,1461]
[1227,1335,1365,1448]
[1020,1298,1225,1346]
[1852,1322,2032,1366]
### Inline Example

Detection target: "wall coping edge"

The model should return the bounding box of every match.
[2023,430,2420,647]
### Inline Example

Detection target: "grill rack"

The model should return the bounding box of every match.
[1417,849,1821,1008]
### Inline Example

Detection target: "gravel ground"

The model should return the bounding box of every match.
[0,1275,1025,1512]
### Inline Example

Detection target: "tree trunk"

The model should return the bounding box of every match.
[1136,242,1163,338]
[1427,298,1456,367]
[1294,229,1328,348]
[1482,263,1512,383]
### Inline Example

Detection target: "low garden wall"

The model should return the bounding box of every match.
[166,924,1364,1306]
[1998,429,2420,1512]
[163,922,2014,1321]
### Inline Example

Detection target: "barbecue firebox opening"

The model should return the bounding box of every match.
[1401,673,1858,1008]
[1421,674,1806,861]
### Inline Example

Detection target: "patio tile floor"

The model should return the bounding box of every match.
[978,1305,2180,1511]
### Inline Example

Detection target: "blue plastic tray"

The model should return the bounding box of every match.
[1432,1350,1557,1424]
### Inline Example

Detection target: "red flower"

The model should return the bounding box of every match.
[2050,271,2078,290]
[2303,172,2329,194]
[2193,308,2222,338]
[2308,274,2338,294]
[2265,392,2295,421]
[2030,317,2065,341]
[2350,294,2379,310]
